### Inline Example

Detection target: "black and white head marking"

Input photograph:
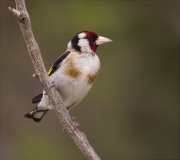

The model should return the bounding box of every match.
[67,30,112,54]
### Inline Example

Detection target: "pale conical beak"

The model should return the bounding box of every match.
[95,36,112,45]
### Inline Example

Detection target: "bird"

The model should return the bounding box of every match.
[24,30,112,122]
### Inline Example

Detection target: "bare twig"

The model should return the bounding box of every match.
[8,1,101,160]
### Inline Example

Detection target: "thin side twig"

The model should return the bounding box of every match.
[8,1,101,160]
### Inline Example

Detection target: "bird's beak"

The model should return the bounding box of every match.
[95,36,112,45]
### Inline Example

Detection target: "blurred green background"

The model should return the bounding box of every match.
[1,1,179,160]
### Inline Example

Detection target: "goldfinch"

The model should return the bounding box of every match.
[24,30,112,122]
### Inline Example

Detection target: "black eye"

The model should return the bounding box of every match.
[87,35,93,41]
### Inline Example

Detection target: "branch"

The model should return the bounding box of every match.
[8,1,101,160]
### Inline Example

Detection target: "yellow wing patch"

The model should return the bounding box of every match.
[48,67,53,75]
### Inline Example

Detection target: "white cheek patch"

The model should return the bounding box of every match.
[78,39,93,53]
[78,33,86,39]
[67,41,72,50]
[78,39,88,46]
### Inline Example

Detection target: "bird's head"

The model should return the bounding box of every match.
[67,30,112,54]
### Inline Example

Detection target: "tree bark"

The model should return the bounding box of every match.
[8,1,101,160]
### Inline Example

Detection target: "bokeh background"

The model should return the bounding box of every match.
[1,1,179,160]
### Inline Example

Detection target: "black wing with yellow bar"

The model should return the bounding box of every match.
[48,51,70,76]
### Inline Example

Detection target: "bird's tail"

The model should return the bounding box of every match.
[24,107,49,122]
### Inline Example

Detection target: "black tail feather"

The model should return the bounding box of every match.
[31,93,43,104]
[24,107,49,122]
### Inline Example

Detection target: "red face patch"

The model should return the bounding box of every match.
[85,30,98,37]
[84,31,99,53]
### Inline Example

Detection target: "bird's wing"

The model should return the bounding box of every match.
[48,51,70,76]
[31,51,70,103]
[31,93,43,104]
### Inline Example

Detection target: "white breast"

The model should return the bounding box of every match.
[38,51,100,110]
